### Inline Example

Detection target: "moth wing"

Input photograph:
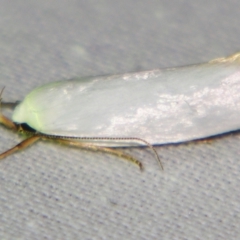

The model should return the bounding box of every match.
[12,59,240,146]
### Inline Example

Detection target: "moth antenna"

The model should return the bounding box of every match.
[52,135,164,170]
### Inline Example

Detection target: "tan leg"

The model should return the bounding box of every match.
[74,137,163,170]
[0,114,17,130]
[51,137,143,171]
[0,135,40,160]
[1,101,19,110]
[0,87,18,130]
[0,135,143,170]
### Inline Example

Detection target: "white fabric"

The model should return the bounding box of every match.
[1,0,240,239]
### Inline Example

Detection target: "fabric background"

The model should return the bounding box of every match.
[1,1,240,239]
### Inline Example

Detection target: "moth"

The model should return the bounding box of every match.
[1,52,240,170]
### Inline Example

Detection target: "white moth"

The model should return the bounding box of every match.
[1,52,240,170]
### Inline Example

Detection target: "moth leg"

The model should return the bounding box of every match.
[52,138,143,171]
[0,114,17,130]
[0,87,18,130]
[0,135,40,160]
[1,101,19,110]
